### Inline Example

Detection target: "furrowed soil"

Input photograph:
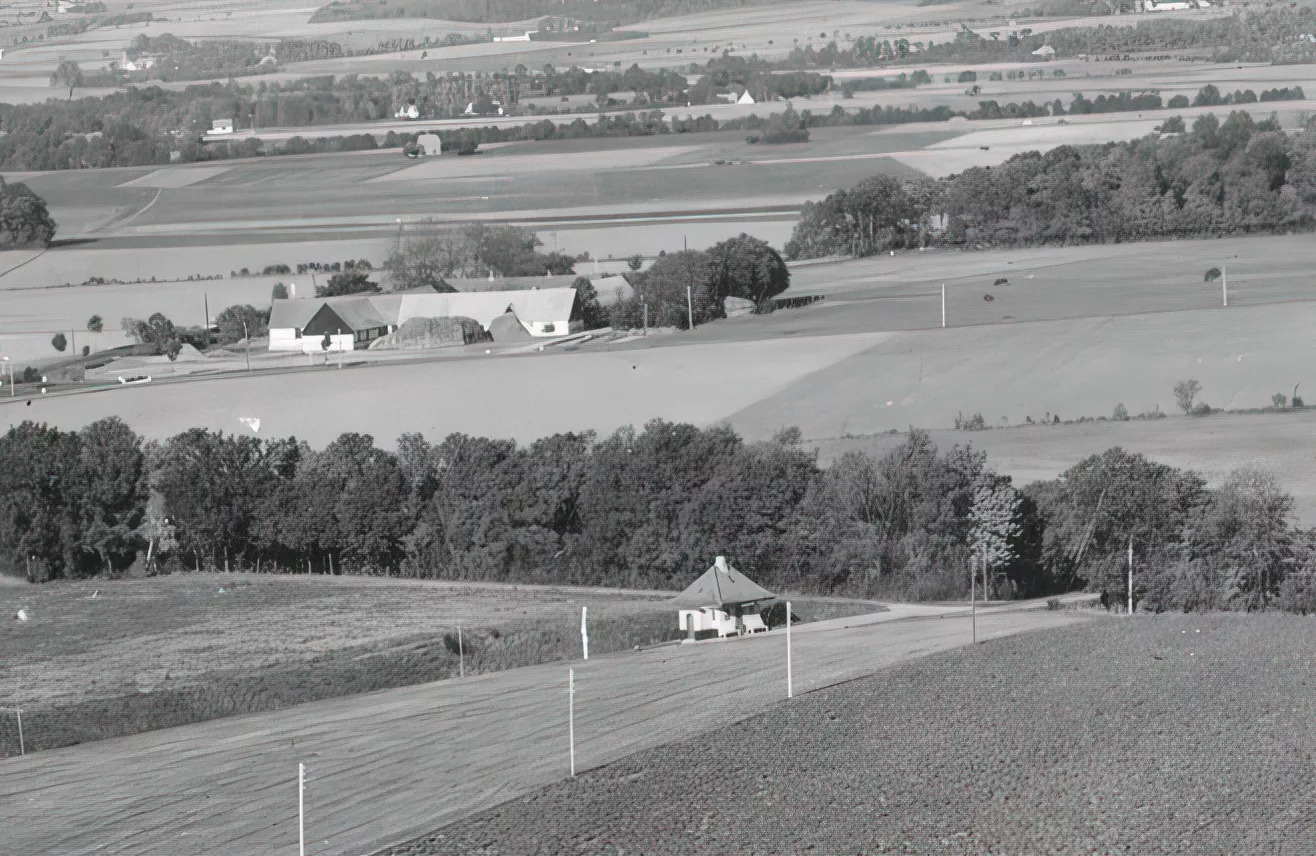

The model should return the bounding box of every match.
[380,612,1316,856]
[0,573,878,755]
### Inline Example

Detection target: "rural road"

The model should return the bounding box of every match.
[0,599,1093,856]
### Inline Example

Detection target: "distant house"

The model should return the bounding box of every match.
[395,103,420,120]
[120,51,157,72]
[737,89,755,105]
[1032,45,1055,59]
[211,118,234,134]
[675,556,776,639]
[416,133,443,156]
[267,286,578,351]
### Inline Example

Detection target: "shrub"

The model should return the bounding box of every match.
[51,333,67,352]
[1046,597,1061,610]
[1272,393,1288,408]
[760,601,800,629]
[1192,401,1212,416]
[955,411,987,430]
[1112,403,1129,421]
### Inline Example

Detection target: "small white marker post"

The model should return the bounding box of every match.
[568,669,576,777]
[298,763,305,856]
[1222,265,1228,308]
[581,606,589,660]
[1128,538,1134,616]
[785,601,793,699]
[971,560,977,644]
[15,708,23,756]
[457,626,464,678]
[941,283,946,328]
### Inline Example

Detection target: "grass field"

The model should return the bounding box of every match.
[0,599,1083,856]
[0,573,881,755]
[381,612,1316,856]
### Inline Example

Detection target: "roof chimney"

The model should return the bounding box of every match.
[715,556,727,572]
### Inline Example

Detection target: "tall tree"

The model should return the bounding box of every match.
[50,59,83,100]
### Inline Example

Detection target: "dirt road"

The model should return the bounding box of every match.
[0,600,1091,856]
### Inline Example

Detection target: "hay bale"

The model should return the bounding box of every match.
[368,317,489,350]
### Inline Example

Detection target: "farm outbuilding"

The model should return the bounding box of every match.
[675,556,775,639]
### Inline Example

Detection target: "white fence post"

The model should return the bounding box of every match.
[458,626,464,678]
[298,763,305,856]
[568,669,576,777]
[16,708,23,756]
[581,606,589,661]
[971,560,977,644]
[786,601,793,699]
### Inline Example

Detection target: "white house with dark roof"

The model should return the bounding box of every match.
[267,286,578,351]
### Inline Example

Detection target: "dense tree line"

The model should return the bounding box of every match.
[784,8,1316,68]
[3,420,1313,614]
[787,111,1316,258]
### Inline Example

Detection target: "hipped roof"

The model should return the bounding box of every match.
[674,561,775,609]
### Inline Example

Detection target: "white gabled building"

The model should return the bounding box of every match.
[267,286,579,351]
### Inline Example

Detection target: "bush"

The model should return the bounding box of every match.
[1272,393,1288,408]
[760,601,800,629]
[1192,401,1212,416]
[51,333,67,352]
[1112,403,1129,421]
[955,411,986,430]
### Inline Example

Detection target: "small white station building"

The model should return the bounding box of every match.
[675,556,776,639]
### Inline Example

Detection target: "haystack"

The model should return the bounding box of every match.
[368,316,489,350]
[488,308,532,342]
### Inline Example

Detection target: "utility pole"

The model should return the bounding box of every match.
[686,286,694,330]
[1222,265,1228,307]
[941,283,946,328]
[642,296,648,336]
[204,294,211,348]
[242,320,251,372]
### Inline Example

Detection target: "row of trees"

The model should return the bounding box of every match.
[607,234,790,329]
[3,419,1313,613]
[786,111,1316,258]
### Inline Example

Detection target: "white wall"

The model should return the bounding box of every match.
[300,333,353,354]
[525,317,572,337]
[269,328,302,352]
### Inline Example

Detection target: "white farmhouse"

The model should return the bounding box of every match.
[266,286,579,352]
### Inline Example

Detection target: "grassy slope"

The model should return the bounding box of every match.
[0,573,880,754]
[381,612,1316,856]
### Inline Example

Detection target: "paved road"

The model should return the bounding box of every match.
[0,599,1093,856]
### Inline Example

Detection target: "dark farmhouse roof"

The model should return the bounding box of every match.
[301,300,390,336]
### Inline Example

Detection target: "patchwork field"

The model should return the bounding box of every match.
[0,572,883,754]
[381,613,1316,856]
